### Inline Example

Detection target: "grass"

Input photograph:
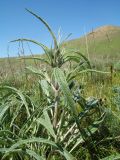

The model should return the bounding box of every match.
[64,25,120,66]
[0,9,120,160]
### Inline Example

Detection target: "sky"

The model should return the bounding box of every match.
[0,0,120,57]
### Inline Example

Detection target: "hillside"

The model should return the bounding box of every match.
[65,25,120,65]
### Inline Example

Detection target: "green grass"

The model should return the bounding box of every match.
[64,25,120,66]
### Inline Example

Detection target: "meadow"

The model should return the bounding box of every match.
[0,9,120,160]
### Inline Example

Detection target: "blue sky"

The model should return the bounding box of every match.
[0,0,120,57]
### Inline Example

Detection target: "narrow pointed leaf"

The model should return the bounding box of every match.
[26,9,58,49]
[53,68,77,116]
[0,86,30,117]
[26,66,45,78]
[100,154,120,160]
[59,148,76,160]
[20,57,51,65]
[37,110,56,138]
[5,138,58,154]
[11,38,48,52]
[0,103,10,121]
[74,51,92,69]
[11,38,51,60]
[26,149,45,160]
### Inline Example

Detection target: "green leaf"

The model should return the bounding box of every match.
[69,137,84,153]
[0,148,8,153]
[87,112,106,135]
[4,138,58,154]
[0,130,19,139]
[11,38,48,52]
[18,103,45,136]
[53,68,88,139]
[26,9,58,50]
[26,66,45,78]
[11,38,51,60]
[20,57,51,65]
[64,55,82,63]
[100,154,120,160]
[0,149,23,159]
[59,148,76,160]
[53,68,77,116]
[37,110,56,138]
[0,103,10,121]
[67,69,110,82]
[74,51,92,69]
[0,86,30,117]
[10,103,23,127]
[40,80,51,97]
[26,149,45,160]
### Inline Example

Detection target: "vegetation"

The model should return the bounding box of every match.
[0,9,120,160]
[64,25,120,66]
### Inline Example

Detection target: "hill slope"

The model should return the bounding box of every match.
[65,25,120,65]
